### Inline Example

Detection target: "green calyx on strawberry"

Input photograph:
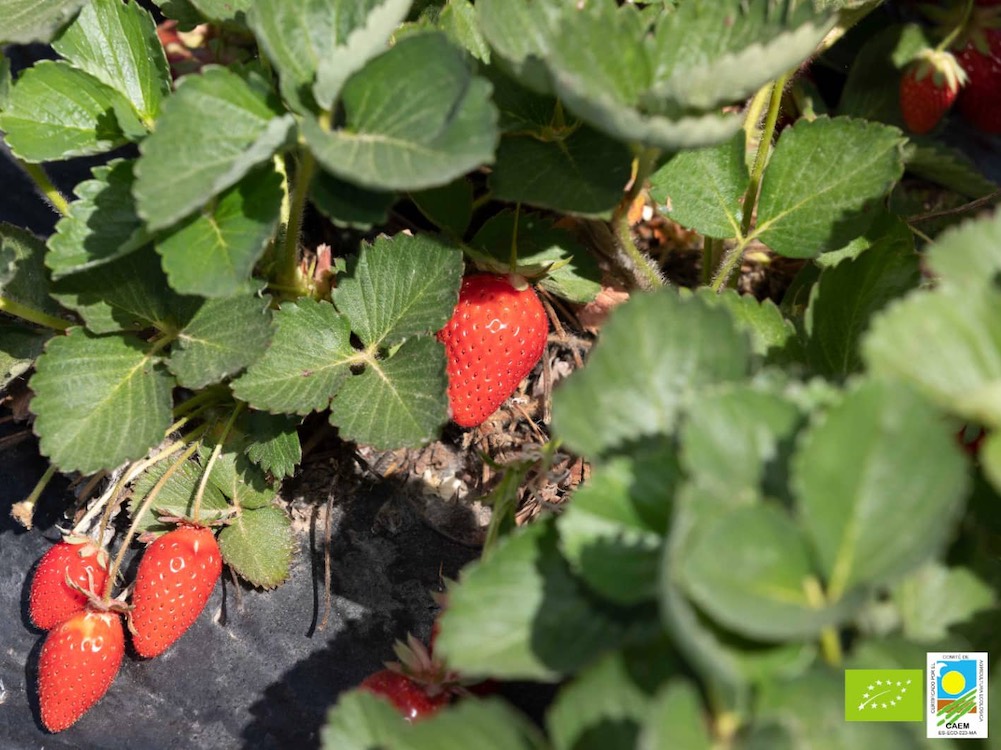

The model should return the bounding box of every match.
[437,272,549,428]
[899,48,968,134]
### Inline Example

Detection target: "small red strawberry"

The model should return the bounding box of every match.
[955,29,1001,132]
[128,524,222,658]
[359,670,450,721]
[29,536,110,630]
[37,608,125,732]
[899,49,967,134]
[437,274,548,428]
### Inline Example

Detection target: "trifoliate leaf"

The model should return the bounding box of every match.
[135,66,293,230]
[167,293,274,389]
[792,380,969,599]
[30,328,175,473]
[129,457,231,535]
[0,61,135,161]
[154,166,282,297]
[754,117,905,258]
[47,159,149,278]
[328,336,448,449]
[218,506,294,589]
[649,131,747,239]
[332,233,463,348]
[552,291,750,458]
[0,0,88,44]
[302,33,498,191]
[231,298,356,414]
[52,0,171,127]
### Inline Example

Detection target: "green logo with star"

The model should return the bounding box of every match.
[844,669,923,722]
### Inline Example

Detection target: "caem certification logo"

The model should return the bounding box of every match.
[844,669,923,722]
[927,652,989,739]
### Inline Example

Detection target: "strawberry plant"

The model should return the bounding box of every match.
[1,0,1000,746]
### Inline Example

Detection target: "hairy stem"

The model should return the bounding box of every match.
[702,238,724,286]
[192,403,244,522]
[277,148,317,293]
[19,160,70,216]
[103,441,200,601]
[0,296,70,331]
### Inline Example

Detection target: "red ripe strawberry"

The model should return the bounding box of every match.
[29,537,110,630]
[899,50,967,134]
[38,608,124,732]
[955,30,1001,133]
[359,669,450,721]
[437,274,548,428]
[128,524,222,658]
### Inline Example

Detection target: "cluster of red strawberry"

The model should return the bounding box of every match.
[28,524,221,732]
[899,0,1001,135]
[437,274,549,428]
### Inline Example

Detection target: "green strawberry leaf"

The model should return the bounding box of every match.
[679,504,855,641]
[231,298,356,414]
[242,411,302,479]
[546,649,682,750]
[680,383,801,509]
[249,0,410,114]
[167,293,274,389]
[327,336,448,449]
[320,692,545,750]
[51,247,196,335]
[52,0,170,128]
[438,0,489,63]
[134,66,294,231]
[0,50,10,108]
[905,141,999,199]
[649,131,748,240]
[552,291,750,458]
[332,233,463,349]
[638,681,713,750]
[659,485,818,689]
[187,0,251,21]
[218,506,294,589]
[557,442,679,605]
[154,165,283,297]
[469,211,602,303]
[30,328,175,474]
[151,0,204,28]
[410,178,474,238]
[129,457,231,535]
[46,159,149,278]
[891,562,996,643]
[691,289,800,365]
[924,209,1001,295]
[302,33,498,191]
[203,440,277,510]
[0,60,136,162]
[489,125,633,219]
[310,170,397,230]
[0,0,88,44]
[0,224,68,322]
[435,518,637,681]
[804,227,920,377]
[754,117,905,258]
[0,323,51,389]
[792,379,969,599]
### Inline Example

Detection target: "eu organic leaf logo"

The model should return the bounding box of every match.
[844,669,923,722]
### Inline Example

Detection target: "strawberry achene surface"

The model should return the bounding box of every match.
[29,538,110,630]
[129,525,222,658]
[359,669,450,721]
[437,274,548,428]
[38,609,124,732]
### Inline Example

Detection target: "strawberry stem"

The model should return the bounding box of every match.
[102,441,201,601]
[0,295,71,332]
[508,203,521,271]
[16,158,70,216]
[192,403,244,522]
[936,0,974,53]
[10,464,58,529]
[276,146,317,296]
